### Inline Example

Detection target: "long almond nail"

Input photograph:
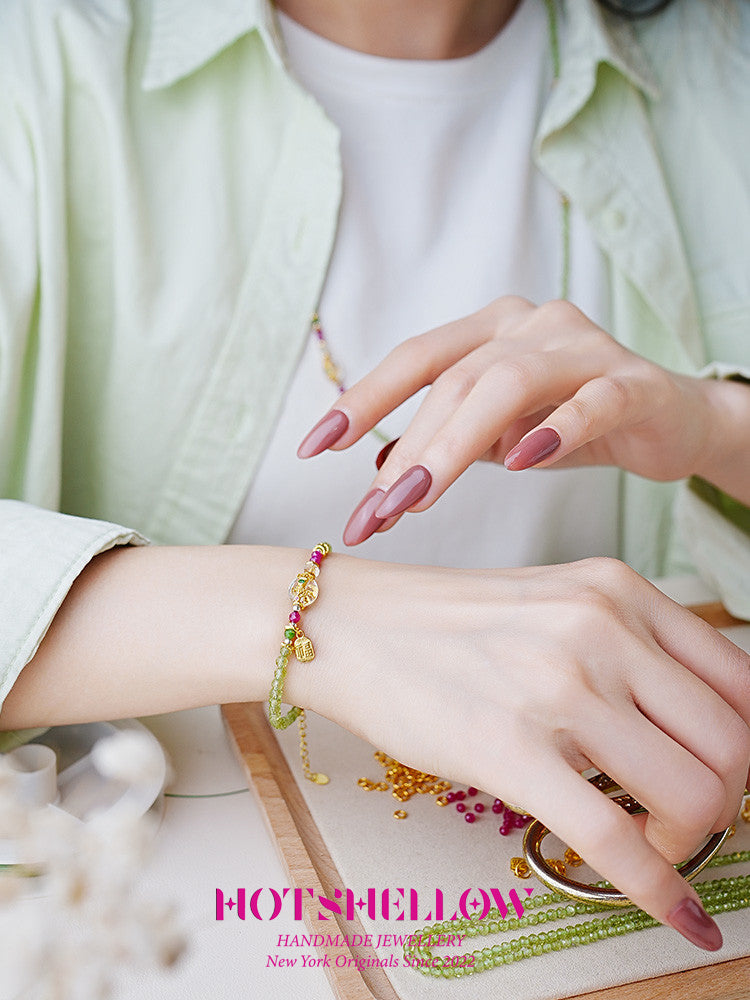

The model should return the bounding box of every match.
[504,428,561,471]
[374,466,432,519]
[343,489,386,546]
[666,898,722,951]
[297,410,349,459]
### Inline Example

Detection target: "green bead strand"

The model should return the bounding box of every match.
[403,864,750,976]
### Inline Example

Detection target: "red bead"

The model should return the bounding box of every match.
[456,803,466,813]
[467,787,477,797]
[513,813,527,828]
[446,792,456,803]
[289,611,301,623]
[474,803,485,813]
[499,823,511,836]
[465,813,476,824]
[455,791,466,801]
[310,550,322,564]
[491,802,503,814]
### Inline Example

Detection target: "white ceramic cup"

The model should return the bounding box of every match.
[4,744,58,808]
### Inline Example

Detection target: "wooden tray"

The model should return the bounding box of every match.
[221,602,750,1000]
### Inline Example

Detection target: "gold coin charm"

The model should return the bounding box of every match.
[289,575,319,607]
[312,772,330,785]
[294,633,315,662]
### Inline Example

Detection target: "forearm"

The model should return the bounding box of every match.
[0,543,317,729]
[693,376,750,506]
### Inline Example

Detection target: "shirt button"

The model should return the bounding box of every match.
[602,207,627,231]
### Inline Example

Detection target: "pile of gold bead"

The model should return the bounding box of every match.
[511,848,583,880]
[357,751,451,820]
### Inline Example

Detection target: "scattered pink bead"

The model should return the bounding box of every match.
[474,803,485,813]
[492,802,503,814]
[465,813,476,824]
[467,787,477,797]
[289,611,301,623]
[455,791,466,801]
[499,823,511,836]
[513,813,526,828]
[456,803,466,813]
[446,792,456,803]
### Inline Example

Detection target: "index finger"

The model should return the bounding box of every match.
[525,762,723,950]
[297,298,533,457]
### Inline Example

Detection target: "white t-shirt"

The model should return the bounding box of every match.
[229,0,620,568]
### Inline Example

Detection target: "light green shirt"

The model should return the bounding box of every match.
[0,0,749,742]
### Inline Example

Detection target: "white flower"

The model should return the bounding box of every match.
[90,731,165,787]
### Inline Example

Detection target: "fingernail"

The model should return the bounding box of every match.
[666,898,723,952]
[343,489,386,546]
[297,410,349,459]
[374,466,432,519]
[504,428,561,471]
[375,438,399,470]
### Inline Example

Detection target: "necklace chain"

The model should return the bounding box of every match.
[311,0,571,420]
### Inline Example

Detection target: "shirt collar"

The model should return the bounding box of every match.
[141,0,284,91]
[540,0,659,137]
[141,0,660,105]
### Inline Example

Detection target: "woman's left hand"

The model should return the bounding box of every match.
[297,296,749,543]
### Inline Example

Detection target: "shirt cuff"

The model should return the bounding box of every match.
[675,485,750,620]
[0,501,149,743]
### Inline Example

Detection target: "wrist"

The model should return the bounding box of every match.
[690,376,750,504]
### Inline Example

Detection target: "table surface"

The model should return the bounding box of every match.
[2,574,746,1000]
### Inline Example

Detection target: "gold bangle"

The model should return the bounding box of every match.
[268,543,331,785]
[522,772,731,905]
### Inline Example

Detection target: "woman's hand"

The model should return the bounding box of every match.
[293,554,750,951]
[297,297,750,544]
[8,542,749,950]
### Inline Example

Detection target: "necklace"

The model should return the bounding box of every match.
[309,0,571,438]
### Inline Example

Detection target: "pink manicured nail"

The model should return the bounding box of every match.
[297,410,349,459]
[666,898,722,952]
[504,428,561,471]
[375,466,432,519]
[343,489,386,546]
[375,438,399,470]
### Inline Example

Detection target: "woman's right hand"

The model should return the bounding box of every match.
[293,554,750,950]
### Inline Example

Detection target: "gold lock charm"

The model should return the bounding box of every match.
[294,632,315,662]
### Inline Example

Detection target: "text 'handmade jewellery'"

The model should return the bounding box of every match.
[268,543,332,785]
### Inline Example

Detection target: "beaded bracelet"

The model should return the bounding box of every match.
[268,543,331,785]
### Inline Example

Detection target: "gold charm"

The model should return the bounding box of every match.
[289,575,319,607]
[294,633,315,661]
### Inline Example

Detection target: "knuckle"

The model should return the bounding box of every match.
[389,336,425,370]
[536,298,585,327]
[434,365,477,400]
[714,717,750,778]
[563,394,598,437]
[576,556,637,592]
[688,771,727,829]
[597,374,631,411]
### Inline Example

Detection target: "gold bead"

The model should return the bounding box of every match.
[393,810,408,820]
[436,796,448,807]
[509,857,531,879]
[548,859,566,876]
[564,848,584,867]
